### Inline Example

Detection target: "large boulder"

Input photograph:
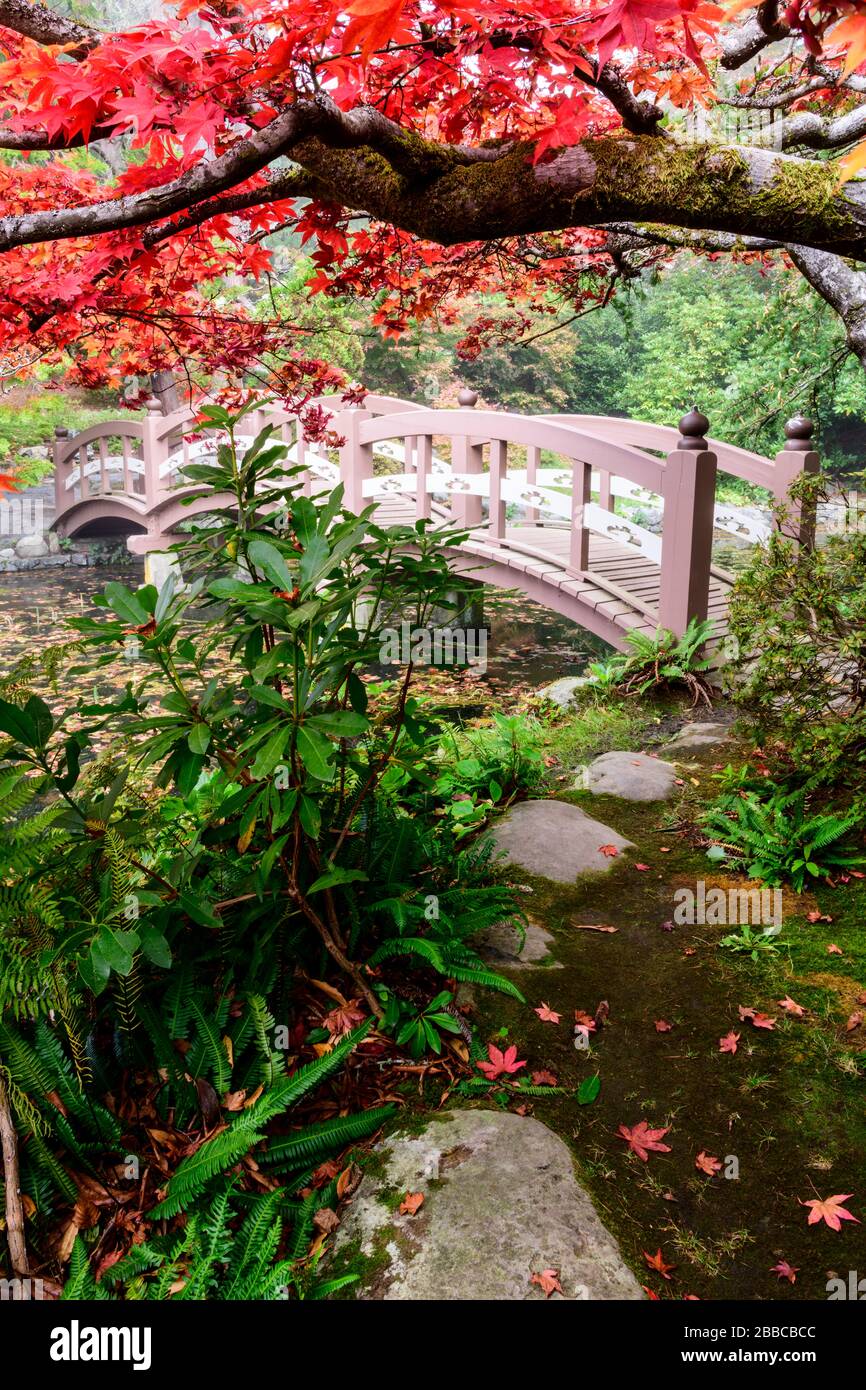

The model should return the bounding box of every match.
[334,1110,643,1301]
[580,750,678,802]
[489,800,634,883]
[14,533,49,559]
[478,916,561,969]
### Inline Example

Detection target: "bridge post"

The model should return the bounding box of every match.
[53,426,71,520]
[568,458,592,574]
[337,408,372,514]
[451,388,483,530]
[658,408,717,637]
[142,397,167,506]
[772,416,820,548]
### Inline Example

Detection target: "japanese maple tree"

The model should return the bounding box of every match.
[3,0,866,403]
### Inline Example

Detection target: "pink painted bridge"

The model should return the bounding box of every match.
[52,392,818,656]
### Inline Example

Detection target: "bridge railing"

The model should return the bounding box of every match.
[53,392,819,639]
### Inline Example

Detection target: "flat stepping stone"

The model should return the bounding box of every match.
[580,750,677,802]
[489,800,634,883]
[333,1110,643,1301]
[478,917,562,969]
[663,720,732,754]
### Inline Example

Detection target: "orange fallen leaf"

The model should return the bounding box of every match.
[599,844,619,857]
[695,1151,722,1176]
[719,1031,740,1053]
[800,1193,860,1231]
[654,1019,673,1033]
[534,1002,561,1024]
[643,1247,676,1280]
[777,996,806,1018]
[531,1267,563,1297]
[399,1192,424,1216]
[828,944,844,955]
[845,1011,863,1033]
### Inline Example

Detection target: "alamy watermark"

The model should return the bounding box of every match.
[0,496,43,537]
[379,619,487,672]
[679,107,784,151]
[673,881,782,926]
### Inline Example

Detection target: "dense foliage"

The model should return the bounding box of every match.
[0,406,532,1296]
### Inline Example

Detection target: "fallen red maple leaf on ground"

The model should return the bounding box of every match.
[654,1019,673,1033]
[531,1268,563,1297]
[574,1010,597,1032]
[399,1192,424,1215]
[777,996,806,1018]
[643,1248,676,1279]
[800,1193,860,1231]
[599,844,619,857]
[618,1120,672,1161]
[846,1011,863,1032]
[695,1151,722,1176]
[477,1043,527,1080]
[634,863,651,871]
[771,1260,799,1283]
[719,1031,740,1053]
[531,1069,558,1086]
[806,910,832,923]
[827,944,844,955]
[534,1002,561,1023]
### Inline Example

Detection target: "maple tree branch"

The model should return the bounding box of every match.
[720,2,791,70]
[0,0,99,55]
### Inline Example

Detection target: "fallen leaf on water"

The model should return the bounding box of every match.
[643,1248,676,1280]
[599,844,619,857]
[618,1120,672,1162]
[534,1002,561,1024]
[531,1268,563,1297]
[800,1193,860,1231]
[654,1019,673,1033]
[399,1192,425,1216]
[719,1031,740,1054]
[695,1151,722,1176]
[771,1260,799,1284]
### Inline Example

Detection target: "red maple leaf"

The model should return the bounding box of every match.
[654,1019,673,1033]
[477,1043,526,1080]
[534,1002,561,1024]
[530,1268,563,1298]
[719,1031,740,1053]
[618,1120,672,1161]
[531,1069,558,1087]
[399,1191,424,1215]
[643,1247,676,1280]
[695,1151,722,1176]
[599,843,618,857]
[634,863,651,871]
[777,996,806,1018]
[771,1260,799,1283]
[800,1193,860,1231]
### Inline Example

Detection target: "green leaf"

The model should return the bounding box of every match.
[306,711,369,737]
[250,728,287,780]
[307,867,368,895]
[247,539,294,590]
[103,582,153,626]
[0,697,36,747]
[577,1074,601,1106]
[296,726,334,782]
[187,723,211,755]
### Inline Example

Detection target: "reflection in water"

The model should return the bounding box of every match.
[0,564,612,707]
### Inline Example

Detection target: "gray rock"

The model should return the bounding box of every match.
[663,721,732,754]
[478,917,561,969]
[334,1110,643,1301]
[14,533,49,559]
[489,800,634,883]
[47,531,61,555]
[0,547,15,559]
[537,675,592,710]
[580,750,678,802]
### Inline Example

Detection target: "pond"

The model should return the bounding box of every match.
[0,563,613,704]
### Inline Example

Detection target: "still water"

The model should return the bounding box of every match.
[0,564,611,703]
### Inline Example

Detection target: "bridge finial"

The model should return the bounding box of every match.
[678,405,709,451]
[457,386,478,408]
[783,415,813,452]
[54,425,69,438]
[145,395,163,414]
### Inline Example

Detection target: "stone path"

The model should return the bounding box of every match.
[580,749,678,801]
[334,1110,644,1300]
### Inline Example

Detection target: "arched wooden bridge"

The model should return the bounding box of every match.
[52,392,819,657]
